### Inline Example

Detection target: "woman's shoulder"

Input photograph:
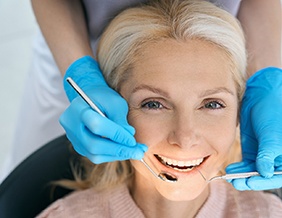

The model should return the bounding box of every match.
[36,185,144,218]
[35,187,110,218]
[199,180,282,218]
[224,181,282,207]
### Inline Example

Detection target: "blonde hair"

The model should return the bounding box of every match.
[65,0,246,191]
[98,0,246,98]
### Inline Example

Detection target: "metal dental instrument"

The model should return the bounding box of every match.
[140,159,177,182]
[66,77,177,183]
[198,169,282,182]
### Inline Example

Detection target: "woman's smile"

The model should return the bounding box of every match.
[154,154,206,173]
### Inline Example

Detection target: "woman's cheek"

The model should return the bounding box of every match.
[128,111,149,142]
[128,111,168,144]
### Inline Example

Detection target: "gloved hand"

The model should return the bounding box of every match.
[60,56,147,164]
[226,67,282,190]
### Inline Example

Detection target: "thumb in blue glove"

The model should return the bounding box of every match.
[60,56,148,163]
[226,67,282,190]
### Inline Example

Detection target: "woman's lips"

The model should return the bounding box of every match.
[154,154,207,173]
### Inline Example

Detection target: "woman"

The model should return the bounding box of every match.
[2,0,281,193]
[37,0,282,217]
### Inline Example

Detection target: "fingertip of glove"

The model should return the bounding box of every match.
[225,164,236,172]
[132,152,145,160]
[120,125,136,146]
[130,144,148,160]
[225,161,245,173]
[123,135,136,147]
[257,170,273,179]
[256,156,274,178]
[137,143,148,152]
[123,124,135,135]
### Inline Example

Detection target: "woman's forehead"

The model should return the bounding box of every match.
[120,39,237,99]
[132,39,233,81]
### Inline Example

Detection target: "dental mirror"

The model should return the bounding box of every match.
[140,159,178,183]
[159,172,178,182]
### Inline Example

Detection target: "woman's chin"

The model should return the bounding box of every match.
[156,180,209,202]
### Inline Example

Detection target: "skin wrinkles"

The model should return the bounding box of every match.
[120,39,239,218]
[132,85,235,99]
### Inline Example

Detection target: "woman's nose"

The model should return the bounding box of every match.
[167,113,200,149]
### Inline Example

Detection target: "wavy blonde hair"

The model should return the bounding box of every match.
[61,0,247,191]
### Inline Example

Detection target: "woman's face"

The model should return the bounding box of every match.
[120,39,239,201]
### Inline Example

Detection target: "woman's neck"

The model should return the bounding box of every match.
[129,177,210,218]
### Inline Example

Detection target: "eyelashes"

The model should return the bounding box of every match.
[141,100,165,110]
[202,100,226,110]
[140,99,226,111]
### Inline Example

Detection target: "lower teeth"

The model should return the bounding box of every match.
[161,161,195,172]
[167,163,195,172]
[155,155,200,172]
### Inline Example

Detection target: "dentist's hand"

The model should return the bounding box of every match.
[226,67,282,190]
[60,56,147,164]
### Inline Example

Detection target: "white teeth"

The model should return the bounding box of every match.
[157,155,204,168]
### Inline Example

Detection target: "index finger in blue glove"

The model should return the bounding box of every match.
[255,121,282,178]
[66,126,147,164]
[89,154,143,164]
[81,109,136,146]
[79,143,147,164]
[78,130,147,164]
[225,161,256,174]
[85,87,135,136]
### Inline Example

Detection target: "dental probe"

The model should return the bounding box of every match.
[66,77,177,183]
[198,170,282,182]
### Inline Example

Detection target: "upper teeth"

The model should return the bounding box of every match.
[157,155,204,167]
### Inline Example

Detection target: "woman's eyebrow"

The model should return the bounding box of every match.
[132,84,170,98]
[132,85,234,98]
[199,87,235,98]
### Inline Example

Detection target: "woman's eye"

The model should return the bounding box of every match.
[204,100,225,109]
[141,101,163,109]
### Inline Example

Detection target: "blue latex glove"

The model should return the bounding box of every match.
[226,67,282,190]
[60,56,147,164]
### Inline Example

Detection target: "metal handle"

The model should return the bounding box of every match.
[66,77,106,117]
[222,171,282,180]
